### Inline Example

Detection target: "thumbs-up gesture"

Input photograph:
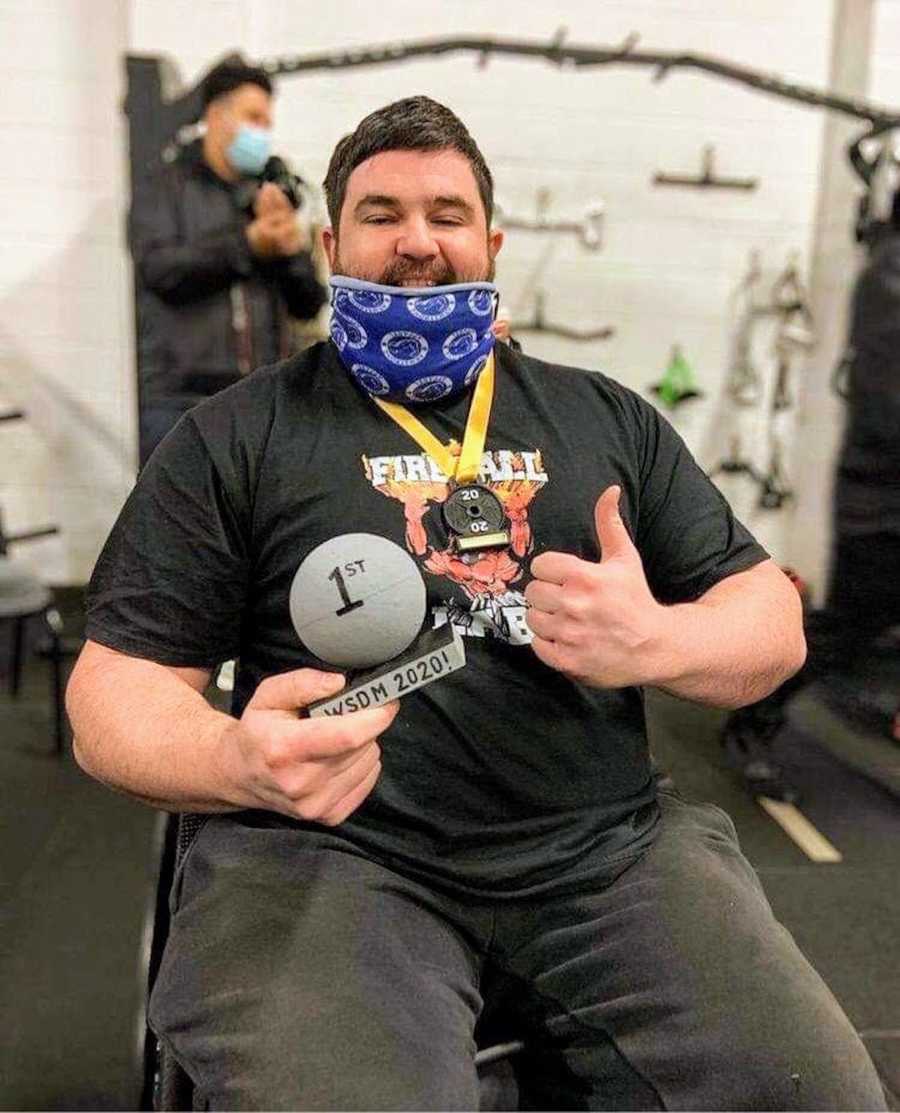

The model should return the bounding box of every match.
[524,485,666,689]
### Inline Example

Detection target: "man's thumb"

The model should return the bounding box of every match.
[594,485,634,561]
[250,667,346,712]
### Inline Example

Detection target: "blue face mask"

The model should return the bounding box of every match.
[226,125,271,176]
[329,277,498,404]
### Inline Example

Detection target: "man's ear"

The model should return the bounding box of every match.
[206,94,233,130]
[489,227,504,260]
[203,101,221,138]
[322,227,336,272]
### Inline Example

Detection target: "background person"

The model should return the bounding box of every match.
[129,58,327,465]
[723,224,900,800]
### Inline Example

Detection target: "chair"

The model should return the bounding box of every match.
[1,408,79,753]
[0,556,76,755]
[141,813,525,1111]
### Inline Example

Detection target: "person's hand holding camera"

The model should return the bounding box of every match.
[246,182,306,258]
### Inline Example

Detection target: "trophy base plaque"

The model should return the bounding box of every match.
[308,624,466,717]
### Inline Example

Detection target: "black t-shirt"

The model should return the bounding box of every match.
[87,342,767,897]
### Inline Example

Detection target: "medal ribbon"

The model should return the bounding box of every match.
[372,352,495,484]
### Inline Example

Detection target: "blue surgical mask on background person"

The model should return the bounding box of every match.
[329,277,499,404]
[226,124,272,176]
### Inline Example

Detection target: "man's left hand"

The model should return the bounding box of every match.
[525,485,668,688]
[268,213,305,256]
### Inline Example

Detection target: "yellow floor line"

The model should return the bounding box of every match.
[757,797,843,863]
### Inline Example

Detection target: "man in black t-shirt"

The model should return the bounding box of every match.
[68,98,884,1110]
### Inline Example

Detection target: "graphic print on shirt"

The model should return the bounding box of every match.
[363,445,549,645]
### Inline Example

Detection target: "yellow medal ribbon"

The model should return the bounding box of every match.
[372,352,495,484]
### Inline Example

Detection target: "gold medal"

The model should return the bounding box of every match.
[373,353,510,552]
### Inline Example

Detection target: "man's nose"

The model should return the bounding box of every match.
[396,216,439,259]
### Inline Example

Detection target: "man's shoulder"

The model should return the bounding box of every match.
[142,141,218,195]
[501,345,649,419]
[192,344,328,423]
[166,346,329,484]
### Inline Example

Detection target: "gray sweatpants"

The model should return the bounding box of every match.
[149,791,885,1111]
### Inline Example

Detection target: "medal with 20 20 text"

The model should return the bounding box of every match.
[373,352,510,552]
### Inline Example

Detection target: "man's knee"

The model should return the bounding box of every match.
[703,999,886,1111]
[158,1025,480,1112]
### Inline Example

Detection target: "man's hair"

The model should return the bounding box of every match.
[322,96,494,231]
[201,59,274,110]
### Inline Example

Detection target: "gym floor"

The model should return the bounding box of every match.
[1,591,898,1111]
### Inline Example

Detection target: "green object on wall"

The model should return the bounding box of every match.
[651,345,704,409]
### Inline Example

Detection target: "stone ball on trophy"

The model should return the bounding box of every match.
[289,533,427,668]
[289,533,467,717]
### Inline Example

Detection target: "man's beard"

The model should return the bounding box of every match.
[332,249,495,287]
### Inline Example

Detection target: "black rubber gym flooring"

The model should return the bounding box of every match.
[1,591,897,1110]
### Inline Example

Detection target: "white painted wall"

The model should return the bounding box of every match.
[0,0,135,585]
[3,0,863,586]
[786,0,874,605]
[870,0,900,105]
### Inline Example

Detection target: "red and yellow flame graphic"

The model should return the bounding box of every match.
[363,447,547,601]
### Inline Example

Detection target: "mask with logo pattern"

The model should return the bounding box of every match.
[328,276,499,404]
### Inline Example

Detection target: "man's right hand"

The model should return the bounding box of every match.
[245,182,305,258]
[220,669,398,826]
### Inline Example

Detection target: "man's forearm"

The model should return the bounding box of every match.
[648,564,807,709]
[67,646,242,813]
[136,227,254,305]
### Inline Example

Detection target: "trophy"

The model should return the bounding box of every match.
[289,533,465,717]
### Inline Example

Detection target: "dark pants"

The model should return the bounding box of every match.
[149,792,884,1111]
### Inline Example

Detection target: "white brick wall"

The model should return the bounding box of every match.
[0,0,134,584]
[869,0,900,103]
[131,0,836,567]
[3,0,863,584]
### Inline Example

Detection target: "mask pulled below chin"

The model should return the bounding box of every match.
[328,276,499,404]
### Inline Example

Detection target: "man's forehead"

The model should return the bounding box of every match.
[346,148,481,203]
[231,83,271,111]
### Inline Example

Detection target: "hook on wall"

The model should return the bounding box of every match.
[654,145,758,191]
[495,191,606,251]
[510,290,614,342]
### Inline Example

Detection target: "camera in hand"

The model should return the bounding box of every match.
[260,156,304,209]
[236,155,305,214]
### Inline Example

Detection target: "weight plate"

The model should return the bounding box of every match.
[442,484,507,537]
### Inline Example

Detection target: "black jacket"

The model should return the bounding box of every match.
[836,233,900,536]
[129,140,327,407]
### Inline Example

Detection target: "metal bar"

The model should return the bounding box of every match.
[258,35,900,132]
[653,172,757,190]
[6,527,60,545]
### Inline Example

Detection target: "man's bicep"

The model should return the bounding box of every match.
[691,559,807,678]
